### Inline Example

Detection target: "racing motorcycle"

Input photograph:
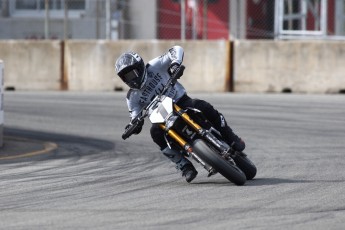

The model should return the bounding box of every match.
[122,66,257,185]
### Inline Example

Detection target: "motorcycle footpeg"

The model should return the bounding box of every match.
[226,157,236,166]
[230,150,247,158]
[238,151,247,157]
[207,168,217,177]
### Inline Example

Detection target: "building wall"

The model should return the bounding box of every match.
[0,0,343,40]
[124,0,157,39]
[158,0,229,39]
[0,18,106,39]
[0,0,109,39]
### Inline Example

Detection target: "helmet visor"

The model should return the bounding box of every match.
[121,69,140,88]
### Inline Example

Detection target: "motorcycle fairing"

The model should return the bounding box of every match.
[148,96,173,123]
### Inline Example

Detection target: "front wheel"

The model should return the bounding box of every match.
[192,139,246,185]
[232,153,257,180]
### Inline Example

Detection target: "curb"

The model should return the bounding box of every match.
[0,136,57,160]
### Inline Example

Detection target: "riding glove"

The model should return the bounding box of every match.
[168,62,180,76]
[125,119,144,135]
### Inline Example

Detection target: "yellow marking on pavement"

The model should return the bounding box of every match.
[0,137,58,160]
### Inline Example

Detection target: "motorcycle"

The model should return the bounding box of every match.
[122,65,257,185]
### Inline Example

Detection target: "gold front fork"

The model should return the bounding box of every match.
[159,124,189,150]
[160,105,214,172]
[159,104,202,152]
[173,104,202,132]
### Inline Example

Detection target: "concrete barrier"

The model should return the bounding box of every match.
[0,60,3,147]
[65,40,230,92]
[2,40,345,94]
[233,40,345,94]
[0,40,62,91]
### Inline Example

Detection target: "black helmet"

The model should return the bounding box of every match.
[115,52,147,89]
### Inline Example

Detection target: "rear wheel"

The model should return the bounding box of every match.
[232,153,257,180]
[192,139,246,185]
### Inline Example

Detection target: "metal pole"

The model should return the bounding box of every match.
[321,0,327,36]
[106,0,111,40]
[229,0,237,40]
[181,0,186,40]
[64,0,69,40]
[274,0,281,39]
[192,0,198,39]
[96,0,100,39]
[301,0,307,31]
[287,0,292,30]
[1,0,9,17]
[203,0,207,39]
[237,0,246,39]
[45,0,50,39]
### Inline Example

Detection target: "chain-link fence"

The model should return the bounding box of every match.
[157,0,345,40]
[0,0,345,40]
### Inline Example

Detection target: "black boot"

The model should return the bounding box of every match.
[218,114,246,152]
[181,163,198,183]
[220,125,246,151]
[228,133,246,152]
[162,147,198,183]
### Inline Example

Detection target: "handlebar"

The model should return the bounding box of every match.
[122,118,143,140]
[171,65,185,80]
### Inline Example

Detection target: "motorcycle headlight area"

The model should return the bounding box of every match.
[148,96,174,124]
[165,115,179,130]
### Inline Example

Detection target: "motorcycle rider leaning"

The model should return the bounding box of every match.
[115,45,245,183]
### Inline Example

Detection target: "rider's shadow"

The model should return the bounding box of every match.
[247,177,345,186]
[192,177,316,186]
[244,177,312,186]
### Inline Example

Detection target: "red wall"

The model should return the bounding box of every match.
[158,0,335,39]
[246,0,275,39]
[327,0,335,35]
[158,0,229,39]
[306,0,335,34]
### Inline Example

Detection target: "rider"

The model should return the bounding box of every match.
[115,46,245,183]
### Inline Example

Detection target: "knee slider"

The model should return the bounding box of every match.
[193,99,212,110]
[219,113,227,128]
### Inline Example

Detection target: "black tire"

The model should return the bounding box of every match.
[192,139,246,185]
[232,154,257,180]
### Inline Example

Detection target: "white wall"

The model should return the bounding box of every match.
[65,40,230,92]
[0,60,3,147]
[0,40,62,90]
[234,40,345,94]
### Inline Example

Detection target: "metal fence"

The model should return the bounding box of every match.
[158,0,345,40]
[0,0,345,40]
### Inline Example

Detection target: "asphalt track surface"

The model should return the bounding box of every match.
[1,91,345,229]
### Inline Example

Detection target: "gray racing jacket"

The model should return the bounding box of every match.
[126,46,186,120]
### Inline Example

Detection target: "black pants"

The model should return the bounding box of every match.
[150,94,235,150]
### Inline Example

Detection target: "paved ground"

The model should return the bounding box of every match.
[0,136,57,160]
[1,91,345,229]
